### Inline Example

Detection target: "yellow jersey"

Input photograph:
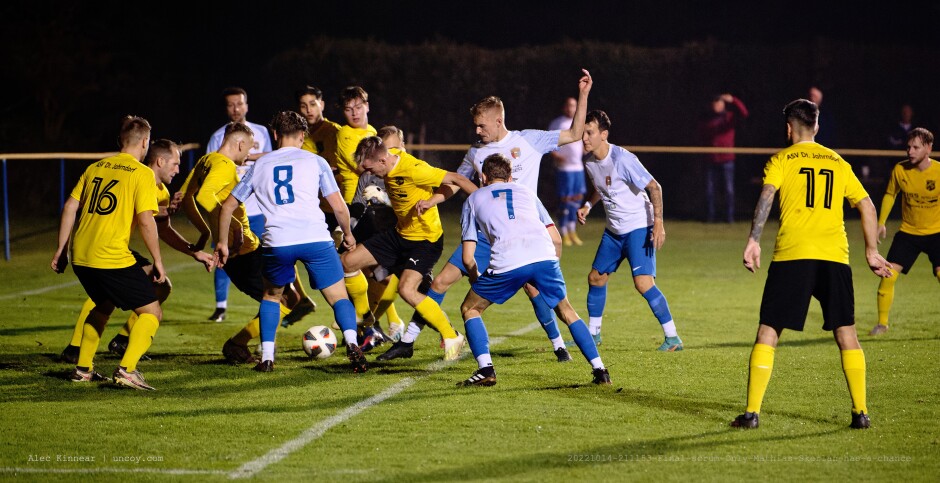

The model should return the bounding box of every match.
[878,158,940,235]
[181,152,259,255]
[70,153,158,269]
[302,118,341,169]
[384,149,447,242]
[763,142,869,264]
[335,124,377,203]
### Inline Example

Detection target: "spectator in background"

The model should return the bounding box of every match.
[697,92,748,223]
[887,104,915,150]
[549,96,586,246]
[809,86,837,148]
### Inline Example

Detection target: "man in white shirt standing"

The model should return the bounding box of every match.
[215,111,365,373]
[549,96,586,247]
[577,110,683,351]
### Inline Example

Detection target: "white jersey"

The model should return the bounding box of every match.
[208,121,272,217]
[231,147,338,247]
[458,130,560,194]
[583,144,654,235]
[461,182,556,274]
[548,115,584,172]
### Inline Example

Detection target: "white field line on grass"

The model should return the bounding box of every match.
[229,321,542,480]
[0,262,202,301]
[0,321,542,477]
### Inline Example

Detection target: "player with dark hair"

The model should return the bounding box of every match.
[457,154,610,386]
[216,111,364,372]
[869,127,940,335]
[732,99,892,429]
[577,110,683,351]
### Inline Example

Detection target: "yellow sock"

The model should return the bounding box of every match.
[415,296,456,339]
[119,313,138,336]
[232,316,261,346]
[745,343,775,414]
[69,298,97,347]
[293,266,310,299]
[77,317,106,369]
[876,270,898,326]
[385,303,403,325]
[841,349,867,414]
[121,313,159,372]
[345,271,371,319]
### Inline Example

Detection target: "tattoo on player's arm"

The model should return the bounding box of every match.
[648,182,664,219]
[749,185,776,241]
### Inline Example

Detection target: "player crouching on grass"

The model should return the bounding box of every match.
[216,111,366,373]
[457,154,611,386]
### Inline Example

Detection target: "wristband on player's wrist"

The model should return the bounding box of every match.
[583,201,592,210]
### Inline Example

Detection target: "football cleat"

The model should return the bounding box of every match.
[347,343,368,373]
[60,345,80,364]
[443,333,466,361]
[592,331,603,346]
[570,232,584,246]
[208,308,226,323]
[281,297,317,328]
[222,338,258,364]
[457,367,497,387]
[113,367,155,390]
[730,411,760,429]
[109,335,150,360]
[253,360,274,373]
[658,336,684,352]
[850,411,871,429]
[70,367,110,383]
[376,341,414,361]
[868,324,888,336]
[554,347,572,362]
[591,367,612,385]
[359,329,387,354]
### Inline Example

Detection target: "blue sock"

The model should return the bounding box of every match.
[214,268,230,304]
[426,288,446,306]
[259,300,280,343]
[463,316,490,358]
[568,319,599,361]
[530,293,561,339]
[587,284,607,318]
[567,200,581,226]
[642,285,673,325]
[333,299,357,333]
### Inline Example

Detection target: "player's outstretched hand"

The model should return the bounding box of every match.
[193,251,214,272]
[415,199,434,215]
[167,191,184,215]
[579,68,593,95]
[215,244,229,269]
[866,248,893,278]
[743,238,761,273]
[50,249,69,274]
[342,232,356,252]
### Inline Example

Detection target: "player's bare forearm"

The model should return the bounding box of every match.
[137,211,164,281]
[182,192,211,237]
[646,179,664,222]
[558,68,592,146]
[327,192,355,248]
[216,195,239,249]
[748,184,776,242]
[157,216,203,259]
[857,197,893,277]
[462,240,478,282]
[443,172,477,197]
[51,197,79,271]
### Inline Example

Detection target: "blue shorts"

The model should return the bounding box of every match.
[556,170,586,199]
[592,227,656,277]
[447,232,492,276]
[261,241,343,290]
[472,260,567,307]
[248,214,265,239]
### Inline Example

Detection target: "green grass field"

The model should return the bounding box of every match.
[1,215,937,482]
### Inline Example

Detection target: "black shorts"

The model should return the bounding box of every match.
[361,228,443,277]
[759,259,855,332]
[130,250,152,268]
[340,204,398,255]
[886,231,940,274]
[223,249,265,302]
[73,264,158,311]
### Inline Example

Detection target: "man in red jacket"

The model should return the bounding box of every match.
[698,93,749,223]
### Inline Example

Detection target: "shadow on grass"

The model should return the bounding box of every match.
[0,325,69,336]
[369,426,844,483]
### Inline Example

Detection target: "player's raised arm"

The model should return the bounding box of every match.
[557,69,593,146]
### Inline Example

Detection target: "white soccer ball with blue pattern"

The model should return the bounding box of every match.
[302,325,337,359]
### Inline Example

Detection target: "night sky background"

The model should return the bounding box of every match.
[2,0,939,216]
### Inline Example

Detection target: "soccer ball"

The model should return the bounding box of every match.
[302,325,337,359]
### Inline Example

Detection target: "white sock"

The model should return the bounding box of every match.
[476,353,493,368]
[402,321,423,343]
[589,317,603,335]
[661,320,678,338]
[261,341,275,362]
[589,357,604,369]
[551,336,565,350]
[216,301,227,309]
[343,329,358,346]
